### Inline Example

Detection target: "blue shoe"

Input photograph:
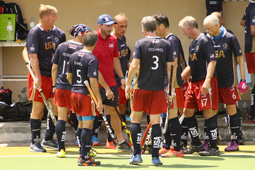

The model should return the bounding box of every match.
[152,157,163,166]
[30,142,46,152]
[129,154,143,165]
[92,136,100,146]
[126,116,131,122]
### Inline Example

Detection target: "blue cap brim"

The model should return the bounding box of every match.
[102,21,117,25]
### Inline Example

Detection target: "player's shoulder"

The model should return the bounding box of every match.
[54,27,65,34]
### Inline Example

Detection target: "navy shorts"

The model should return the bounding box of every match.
[100,85,119,107]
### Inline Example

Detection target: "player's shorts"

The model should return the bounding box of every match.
[54,88,72,110]
[28,72,54,103]
[245,53,255,73]
[184,77,218,111]
[70,92,98,117]
[100,86,119,107]
[117,86,127,105]
[182,81,189,99]
[133,89,167,115]
[218,87,240,105]
[170,87,185,109]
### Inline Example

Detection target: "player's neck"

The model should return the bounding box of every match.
[83,46,94,52]
[163,29,171,38]
[214,28,222,37]
[113,31,122,39]
[145,31,157,37]
[192,29,201,40]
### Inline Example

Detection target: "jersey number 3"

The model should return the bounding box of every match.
[152,55,159,70]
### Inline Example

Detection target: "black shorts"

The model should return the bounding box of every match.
[100,85,119,107]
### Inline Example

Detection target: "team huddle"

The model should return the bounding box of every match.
[23,3,252,167]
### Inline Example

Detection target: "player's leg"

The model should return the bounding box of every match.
[159,112,171,155]
[180,108,188,151]
[225,104,240,151]
[105,106,116,149]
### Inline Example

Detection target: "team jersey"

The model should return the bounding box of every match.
[133,36,174,91]
[113,35,130,86]
[188,34,216,82]
[210,29,242,88]
[50,26,66,52]
[93,31,119,87]
[242,2,255,53]
[67,50,99,95]
[26,26,55,77]
[52,40,84,90]
[165,33,187,88]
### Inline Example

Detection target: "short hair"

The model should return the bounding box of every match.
[153,13,169,28]
[39,4,58,20]
[83,30,98,47]
[178,16,198,29]
[141,16,157,32]
[203,15,220,26]
[113,13,128,23]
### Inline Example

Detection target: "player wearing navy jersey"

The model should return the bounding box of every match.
[179,16,220,156]
[153,13,186,158]
[93,14,132,152]
[125,16,174,166]
[52,24,89,157]
[25,4,66,153]
[241,0,255,123]
[67,30,102,166]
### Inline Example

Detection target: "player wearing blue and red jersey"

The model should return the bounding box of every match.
[204,15,247,152]
[154,13,186,158]
[92,14,132,152]
[241,0,255,123]
[25,4,66,153]
[179,16,220,156]
[67,30,102,166]
[125,16,174,166]
[52,24,89,157]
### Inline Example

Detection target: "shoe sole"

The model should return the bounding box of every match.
[152,163,163,166]
[41,144,58,150]
[129,161,142,165]
[56,155,65,158]
[78,162,101,166]
[30,149,46,153]
[225,149,239,152]
[92,143,100,146]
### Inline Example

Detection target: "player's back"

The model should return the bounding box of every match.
[133,37,173,91]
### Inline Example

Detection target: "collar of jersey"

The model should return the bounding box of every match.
[196,34,203,40]
[165,33,173,40]
[212,27,225,40]
[68,40,83,45]
[80,49,92,53]
[38,25,56,32]
[146,36,161,39]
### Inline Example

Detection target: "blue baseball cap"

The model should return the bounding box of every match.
[97,14,116,25]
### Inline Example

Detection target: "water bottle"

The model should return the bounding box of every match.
[29,17,36,30]
[242,102,248,122]
[6,17,13,43]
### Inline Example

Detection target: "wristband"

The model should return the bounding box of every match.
[52,85,56,88]
[120,77,125,79]
[240,79,246,82]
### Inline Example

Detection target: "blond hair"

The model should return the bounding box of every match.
[39,4,58,20]
[179,16,198,29]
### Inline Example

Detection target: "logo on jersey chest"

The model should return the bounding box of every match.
[189,53,197,61]
[45,42,54,50]
[109,43,114,48]
[215,50,225,58]
[69,44,77,49]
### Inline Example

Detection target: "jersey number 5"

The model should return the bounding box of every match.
[76,69,82,83]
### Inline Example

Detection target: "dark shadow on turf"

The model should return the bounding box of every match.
[157,164,218,169]
[220,155,255,158]
[182,156,224,161]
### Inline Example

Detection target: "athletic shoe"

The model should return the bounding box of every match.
[239,131,245,145]
[129,154,143,165]
[30,142,46,152]
[246,114,255,123]
[225,141,239,152]
[183,143,205,154]
[105,140,116,149]
[92,136,100,146]
[203,139,209,151]
[128,141,133,147]
[90,148,97,157]
[161,148,184,158]
[56,149,65,158]
[77,157,100,166]
[117,140,133,152]
[75,138,79,146]
[41,139,58,150]
[126,116,131,121]
[159,148,170,155]
[199,147,220,156]
[152,157,163,166]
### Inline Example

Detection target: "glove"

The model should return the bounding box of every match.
[238,80,247,93]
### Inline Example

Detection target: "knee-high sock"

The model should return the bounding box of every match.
[186,114,201,146]
[250,85,255,116]
[180,118,188,145]
[230,113,240,143]
[76,128,82,154]
[106,115,115,142]
[81,128,92,159]
[206,116,218,148]
[204,121,209,141]
[70,112,78,131]
[92,116,103,137]
[151,124,161,158]
[164,121,171,149]
[169,117,181,151]
[130,123,142,155]
[30,119,41,144]
[55,120,66,151]
[44,116,58,141]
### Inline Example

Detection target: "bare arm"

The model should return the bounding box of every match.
[181,65,191,81]
[240,19,245,27]
[67,73,72,85]
[237,55,246,80]
[51,63,58,93]
[22,47,29,63]
[250,25,255,36]
[98,71,114,100]
[201,60,216,95]
[114,57,126,89]
[30,53,42,89]
[90,77,103,113]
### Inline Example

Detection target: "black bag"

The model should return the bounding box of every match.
[0,102,31,121]
[3,2,28,40]
[0,87,12,105]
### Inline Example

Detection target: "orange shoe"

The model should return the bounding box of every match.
[161,148,184,158]
[105,140,116,149]
[159,148,170,155]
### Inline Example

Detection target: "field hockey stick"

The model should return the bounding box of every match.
[84,80,117,145]
[140,122,151,154]
[179,114,185,124]
[25,62,57,126]
[112,104,133,144]
[162,64,174,135]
